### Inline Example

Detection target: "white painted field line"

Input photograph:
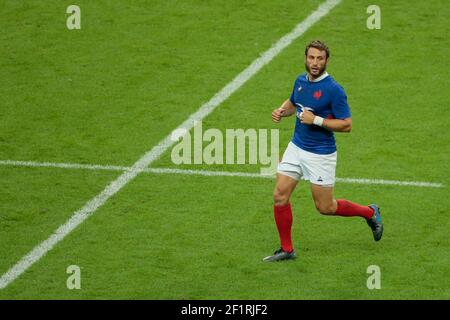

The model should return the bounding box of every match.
[0,0,342,289]
[1,159,444,188]
[0,159,127,172]
[335,177,443,188]
[147,168,445,188]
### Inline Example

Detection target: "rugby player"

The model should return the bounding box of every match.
[264,40,383,262]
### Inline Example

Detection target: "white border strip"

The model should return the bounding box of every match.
[0,0,342,289]
[0,159,444,188]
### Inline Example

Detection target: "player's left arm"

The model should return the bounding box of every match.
[300,110,352,132]
[322,116,352,132]
[304,83,352,132]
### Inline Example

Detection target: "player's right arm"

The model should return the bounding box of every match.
[272,99,295,123]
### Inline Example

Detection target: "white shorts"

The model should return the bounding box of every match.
[277,142,337,186]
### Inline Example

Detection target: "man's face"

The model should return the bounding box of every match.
[304,47,328,79]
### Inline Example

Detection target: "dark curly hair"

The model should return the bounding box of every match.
[305,40,330,59]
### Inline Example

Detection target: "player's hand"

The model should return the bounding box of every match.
[299,108,315,124]
[272,107,284,123]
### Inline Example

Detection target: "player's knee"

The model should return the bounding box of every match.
[315,201,334,215]
[273,188,289,206]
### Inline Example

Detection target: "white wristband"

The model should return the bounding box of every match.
[313,116,324,127]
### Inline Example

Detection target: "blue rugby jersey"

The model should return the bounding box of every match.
[289,72,351,154]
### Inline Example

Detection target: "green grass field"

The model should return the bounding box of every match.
[1,0,449,299]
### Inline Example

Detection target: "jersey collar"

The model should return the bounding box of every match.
[306,71,329,82]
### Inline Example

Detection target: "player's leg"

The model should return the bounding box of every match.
[310,184,383,241]
[263,173,298,262]
[263,142,302,262]
[310,184,337,215]
[304,148,383,241]
[273,172,298,250]
[310,183,374,217]
[274,172,298,206]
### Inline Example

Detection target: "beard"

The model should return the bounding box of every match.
[305,62,327,79]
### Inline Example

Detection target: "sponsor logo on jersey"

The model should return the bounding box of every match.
[295,103,313,112]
